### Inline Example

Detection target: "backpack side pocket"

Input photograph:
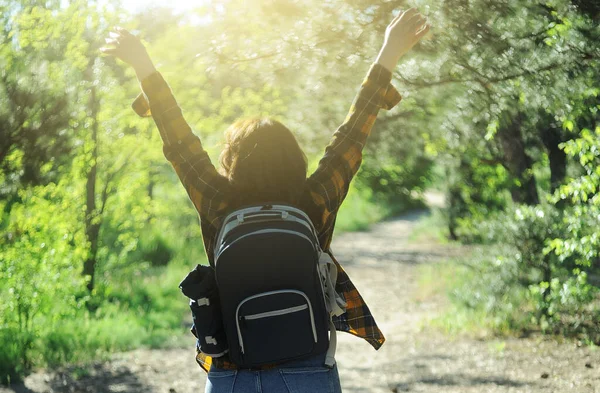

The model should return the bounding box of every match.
[190,297,229,357]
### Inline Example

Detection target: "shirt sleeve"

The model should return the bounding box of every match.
[306,63,402,229]
[132,72,232,226]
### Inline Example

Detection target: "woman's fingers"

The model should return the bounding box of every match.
[114,26,133,36]
[104,37,119,46]
[99,47,118,55]
[100,34,121,56]
[399,7,418,22]
[391,8,407,24]
[391,8,428,37]
[410,17,427,33]
[377,7,431,68]
[100,27,131,56]
[415,23,431,39]
[405,12,426,28]
[406,13,426,24]
[99,26,151,68]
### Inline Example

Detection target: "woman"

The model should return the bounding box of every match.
[101,8,429,393]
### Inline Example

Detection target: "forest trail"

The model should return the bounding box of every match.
[3,207,599,393]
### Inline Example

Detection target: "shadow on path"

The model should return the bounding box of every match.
[333,209,460,267]
[2,384,36,393]
[392,373,531,392]
[3,363,148,393]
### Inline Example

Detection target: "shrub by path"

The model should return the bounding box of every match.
[2,210,599,393]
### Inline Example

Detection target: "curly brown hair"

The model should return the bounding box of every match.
[219,117,308,207]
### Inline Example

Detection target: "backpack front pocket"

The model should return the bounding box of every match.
[236,289,317,365]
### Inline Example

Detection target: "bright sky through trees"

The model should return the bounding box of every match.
[119,0,211,14]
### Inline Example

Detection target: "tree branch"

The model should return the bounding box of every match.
[396,60,571,90]
[218,51,280,64]
[98,156,133,216]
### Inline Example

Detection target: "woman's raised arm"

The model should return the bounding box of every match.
[101,28,232,226]
[306,9,430,227]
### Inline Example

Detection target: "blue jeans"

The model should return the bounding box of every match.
[205,353,342,393]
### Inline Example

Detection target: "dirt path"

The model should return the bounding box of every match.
[3,210,599,393]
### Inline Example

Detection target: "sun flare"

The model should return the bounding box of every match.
[119,0,214,14]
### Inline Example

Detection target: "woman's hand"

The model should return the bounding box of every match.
[100,27,156,81]
[375,8,430,72]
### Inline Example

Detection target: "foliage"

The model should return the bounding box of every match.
[547,125,600,339]
[1,0,598,383]
[414,0,600,340]
[0,178,88,382]
[443,201,599,341]
[334,181,388,233]
[551,126,600,268]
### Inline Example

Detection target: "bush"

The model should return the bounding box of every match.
[446,203,599,341]
[0,180,194,383]
[334,184,387,232]
[356,159,430,215]
[137,229,174,267]
[0,182,88,383]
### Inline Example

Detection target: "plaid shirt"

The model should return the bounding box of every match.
[132,62,402,372]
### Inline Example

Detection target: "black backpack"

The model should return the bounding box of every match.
[213,203,336,368]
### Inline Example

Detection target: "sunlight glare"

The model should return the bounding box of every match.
[119,0,214,14]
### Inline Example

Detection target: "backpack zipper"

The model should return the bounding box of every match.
[235,289,317,354]
[243,304,308,320]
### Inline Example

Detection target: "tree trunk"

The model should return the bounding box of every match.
[540,124,568,306]
[148,175,154,200]
[446,165,466,241]
[540,255,553,319]
[83,65,101,292]
[146,170,155,223]
[447,186,460,241]
[540,125,567,194]
[498,113,540,205]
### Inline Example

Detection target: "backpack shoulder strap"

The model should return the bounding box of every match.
[319,251,347,317]
[319,250,347,368]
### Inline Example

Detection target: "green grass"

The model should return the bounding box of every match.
[414,244,542,341]
[415,242,600,349]
[415,259,515,338]
[414,261,458,302]
[334,181,423,234]
[407,207,450,244]
[0,256,196,384]
[334,185,388,233]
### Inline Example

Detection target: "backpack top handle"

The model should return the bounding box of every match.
[214,203,321,261]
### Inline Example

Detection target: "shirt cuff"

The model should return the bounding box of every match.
[367,63,394,85]
[366,63,402,111]
[130,71,165,118]
[132,93,151,117]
